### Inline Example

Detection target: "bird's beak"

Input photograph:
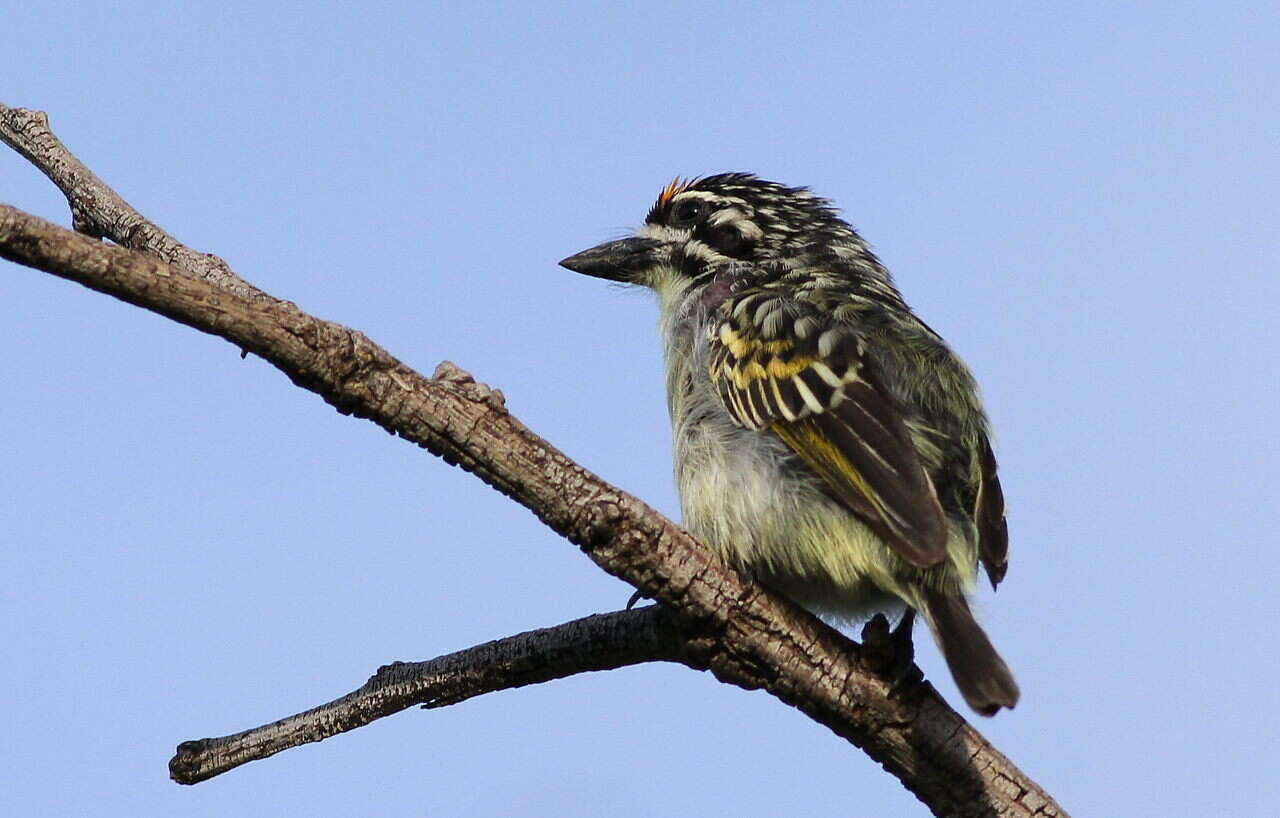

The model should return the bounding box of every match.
[558,237,665,283]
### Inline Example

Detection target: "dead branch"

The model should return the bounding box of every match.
[169,606,686,784]
[0,105,261,297]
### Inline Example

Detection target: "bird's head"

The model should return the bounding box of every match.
[559,174,869,289]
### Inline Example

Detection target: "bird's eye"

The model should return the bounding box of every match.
[670,200,704,227]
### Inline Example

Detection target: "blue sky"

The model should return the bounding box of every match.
[3,2,1277,815]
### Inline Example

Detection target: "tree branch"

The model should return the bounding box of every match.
[0,104,1066,817]
[0,104,262,297]
[170,606,686,784]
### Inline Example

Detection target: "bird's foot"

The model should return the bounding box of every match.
[860,610,924,697]
[625,589,648,610]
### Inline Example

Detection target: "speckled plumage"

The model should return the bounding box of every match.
[560,174,1018,715]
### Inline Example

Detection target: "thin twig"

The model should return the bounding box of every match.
[0,103,262,297]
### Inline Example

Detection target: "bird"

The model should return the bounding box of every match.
[558,174,1018,716]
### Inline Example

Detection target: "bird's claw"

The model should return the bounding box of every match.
[860,610,923,697]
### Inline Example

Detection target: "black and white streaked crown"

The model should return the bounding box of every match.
[645,173,865,260]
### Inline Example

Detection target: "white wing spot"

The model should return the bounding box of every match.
[817,329,844,358]
[792,375,826,414]
[793,315,821,339]
[809,361,844,389]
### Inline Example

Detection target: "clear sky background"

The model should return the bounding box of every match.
[3,2,1277,815]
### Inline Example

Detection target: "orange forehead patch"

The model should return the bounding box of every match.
[656,177,693,209]
[660,177,691,209]
[648,176,702,222]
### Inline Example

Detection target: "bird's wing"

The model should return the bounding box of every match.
[708,291,948,568]
[975,435,1008,588]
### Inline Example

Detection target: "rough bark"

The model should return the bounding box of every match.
[170,607,688,784]
[0,102,1067,818]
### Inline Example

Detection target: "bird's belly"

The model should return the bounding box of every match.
[674,414,905,620]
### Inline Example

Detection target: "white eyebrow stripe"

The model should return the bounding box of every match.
[670,190,723,204]
[708,207,744,226]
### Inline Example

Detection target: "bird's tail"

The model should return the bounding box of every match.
[920,588,1020,716]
